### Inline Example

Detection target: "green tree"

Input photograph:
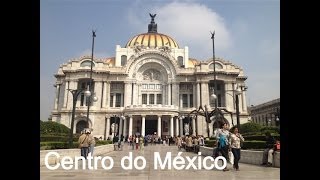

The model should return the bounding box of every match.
[240,122,262,135]
[40,120,70,135]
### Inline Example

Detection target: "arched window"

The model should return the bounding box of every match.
[121,55,127,66]
[178,56,184,67]
[80,60,95,67]
[209,63,222,69]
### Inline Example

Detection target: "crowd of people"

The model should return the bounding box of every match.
[77,125,280,171]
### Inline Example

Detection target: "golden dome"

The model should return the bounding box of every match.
[125,33,179,49]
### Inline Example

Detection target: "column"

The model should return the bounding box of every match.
[129,116,133,137]
[105,117,110,140]
[113,94,116,107]
[196,82,200,107]
[162,83,166,105]
[119,117,123,136]
[179,117,183,136]
[172,83,179,107]
[106,82,110,108]
[141,115,146,136]
[102,82,107,108]
[201,82,209,106]
[123,117,127,138]
[54,84,60,110]
[132,83,137,105]
[157,115,162,137]
[192,117,196,135]
[124,82,132,107]
[187,93,190,108]
[94,81,103,108]
[63,81,69,108]
[175,117,179,136]
[147,94,149,105]
[67,80,77,109]
[193,83,197,108]
[179,94,183,108]
[241,90,247,112]
[224,82,234,111]
[170,116,174,137]
[137,84,142,105]
[167,83,171,105]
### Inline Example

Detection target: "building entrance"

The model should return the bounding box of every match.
[145,120,157,136]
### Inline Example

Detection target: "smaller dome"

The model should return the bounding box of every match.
[125,33,179,49]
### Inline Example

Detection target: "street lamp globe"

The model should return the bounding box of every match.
[92,96,98,102]
[211,93,217,100]
[84,90,91,97]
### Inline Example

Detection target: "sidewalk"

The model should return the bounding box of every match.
[40,144,280,180]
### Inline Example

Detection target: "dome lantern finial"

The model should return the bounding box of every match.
[148,13,157,33]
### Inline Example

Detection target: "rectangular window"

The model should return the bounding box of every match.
[190,94,193,107]
[115,93,121,107]
[149,84,155,89]
[149,94,155,104]
[182,94,188,108]
[217,84,221,90]
[157,94,162,104]
[218,94,221,107]
[110,93,114,107]
[80,93,85,106]
[142,94,147,104]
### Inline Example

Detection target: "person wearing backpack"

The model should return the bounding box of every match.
[216,122,230,171]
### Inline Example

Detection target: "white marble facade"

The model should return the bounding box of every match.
[51,18,249,139]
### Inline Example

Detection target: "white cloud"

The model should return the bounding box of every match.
[128,1,232,60]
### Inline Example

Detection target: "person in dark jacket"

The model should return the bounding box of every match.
[261,132,275,166]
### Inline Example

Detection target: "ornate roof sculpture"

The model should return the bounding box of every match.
[125,13,179,49]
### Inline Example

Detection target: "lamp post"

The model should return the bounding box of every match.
[235,88,241,130]
[68,88,90,147]
[211,31,218,122]
[86,30,96,127]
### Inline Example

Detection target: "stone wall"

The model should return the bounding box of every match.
[40,144,114,166]
[199,146,280,168]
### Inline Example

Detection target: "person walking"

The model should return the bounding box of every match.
[78,129,90,159]
[88,130,96,157]
[230,127,244,171]
[216,122,231,171]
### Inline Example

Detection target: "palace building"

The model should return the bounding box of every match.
[51,15,249,139]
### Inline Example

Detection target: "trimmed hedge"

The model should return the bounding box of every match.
[40,142,77,150]
[40,140,113,150]
[243,135,280,141]
[204,140,267,150]
[40,135,78,142]
[242,140,266,150]
[40,120,70,135]
[204,140,216,148]
[260,126,280,134]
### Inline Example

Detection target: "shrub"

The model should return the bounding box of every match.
[96,140,112,145]
[40,120,70,135]
[204,140,216,147]
[40,135,78,142]
[240,122,262,135]
[243,134,280,141]
[242,140,266,150]
[260,126,280,134]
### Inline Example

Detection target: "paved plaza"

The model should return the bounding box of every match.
[40,144,280,180]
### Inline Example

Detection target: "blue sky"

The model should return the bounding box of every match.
[40,0,280,120]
